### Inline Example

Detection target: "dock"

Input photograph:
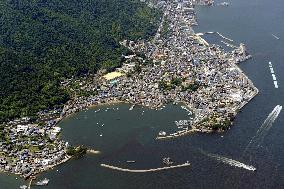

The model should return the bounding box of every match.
[101,162,190,173]
[156,129,195,140]
[27,177,36,189]
[156,127,211,140]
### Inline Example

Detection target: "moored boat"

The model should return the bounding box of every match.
[163,157,173,165]
[126,160,136,163]
[35,178,49,186]
[158,131,167,136]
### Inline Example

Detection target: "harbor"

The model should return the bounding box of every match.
[0,0,259,179]
[23,93,283,189]
[1,0,284,188]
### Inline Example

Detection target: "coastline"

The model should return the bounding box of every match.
[0,0,260,179]
[58,100,125,122]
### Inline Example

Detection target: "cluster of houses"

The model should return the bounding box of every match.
[0,115,70,178]
[0,0,259,177]
[60,0,258,134]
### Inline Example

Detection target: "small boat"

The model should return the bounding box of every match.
[35,178,49,186]
[129,104,135,110]
[19,185,28,189]
[126,160,136,163]
[163,157,173,165]
[158,131,167,136]
[218,2,229,6]
[206,31,215,34]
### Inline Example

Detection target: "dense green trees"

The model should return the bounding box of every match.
[0,0,161,122]
[66,145,87,157]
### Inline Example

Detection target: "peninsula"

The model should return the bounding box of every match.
[0,0,258,179]
[61,0,258,137]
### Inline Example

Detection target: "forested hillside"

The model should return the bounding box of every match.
[0,0,161,122]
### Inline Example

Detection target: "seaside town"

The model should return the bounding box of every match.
[0,0,258,180]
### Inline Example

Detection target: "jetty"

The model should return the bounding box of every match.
[101,162,190,173]
[217,32,234,42]
[156,130,195,140]
[156,127,211,140]
[27,177,36,189]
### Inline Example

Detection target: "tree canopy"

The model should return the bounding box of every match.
[0,0,161,122]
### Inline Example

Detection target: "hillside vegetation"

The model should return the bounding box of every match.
[0,0,160,122]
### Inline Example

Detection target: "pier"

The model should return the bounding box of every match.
[156,127,211,140]
[217,32,234,42]
[101,162,190,173]
[27,177,36,189]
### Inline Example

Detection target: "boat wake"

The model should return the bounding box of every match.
[244,105,282,154]
[200,150,256,171]
[272,34,280,40]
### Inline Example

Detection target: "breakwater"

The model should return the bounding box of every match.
[216,32,234,42]
[101,162,190,173]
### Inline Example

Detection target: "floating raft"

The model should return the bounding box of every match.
[101,162,190,173]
